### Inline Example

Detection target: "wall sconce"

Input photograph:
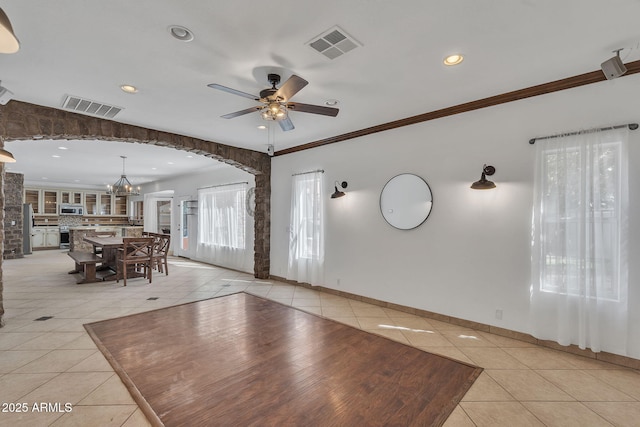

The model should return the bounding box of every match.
[331,181,348,198]
[471,164,496,190]
[0,7,20,54]
[0,137,16,163]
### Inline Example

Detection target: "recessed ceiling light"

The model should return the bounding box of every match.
[257,125,267,130]
[52,155,61,158]
[443,54,464,66]
[167,162,174,165]
[120,84,138,94]
[168,25,194,42]
[151,167,157,170]
[186,155,193,158]
[325,99,339,106]
[58,146,68,150]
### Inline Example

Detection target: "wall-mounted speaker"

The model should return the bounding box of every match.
[601,54,627,80]
[267,144,274,156]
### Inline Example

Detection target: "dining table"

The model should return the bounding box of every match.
[83,235,124,276]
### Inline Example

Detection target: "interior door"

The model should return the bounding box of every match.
[176,196,197,259]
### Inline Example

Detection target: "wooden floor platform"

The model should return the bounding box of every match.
[85,293,482,426]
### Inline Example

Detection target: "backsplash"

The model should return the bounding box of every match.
[58,215,83,227]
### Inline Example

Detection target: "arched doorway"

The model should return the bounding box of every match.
[0,100,271,325]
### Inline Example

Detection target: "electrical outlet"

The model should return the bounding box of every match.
[495,309,503,320]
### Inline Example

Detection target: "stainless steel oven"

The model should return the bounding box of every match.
[60,225,70,249]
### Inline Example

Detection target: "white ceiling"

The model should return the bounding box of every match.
[1,1,640,187]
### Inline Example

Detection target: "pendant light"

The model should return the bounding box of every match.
[107,156,140,196]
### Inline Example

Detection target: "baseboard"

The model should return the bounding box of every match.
[270,275,640,370]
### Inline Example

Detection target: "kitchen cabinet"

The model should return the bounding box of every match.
[85,193,98,215]
[100,194,112,215]
[25,189,40,214]
[26,187,129,217]
[31,228,45,247]
[60,190,83,205]
[43,190,58,214]
[32,227,60,249]
[114,196,127,216]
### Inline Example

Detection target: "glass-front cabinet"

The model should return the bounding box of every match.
[114,196,127,216]
[100,194,112,215]
[43,190,58,214]
[25,189,40,214]
[60,190,83,205]
[85,193,98,215]
[25,188,128,216]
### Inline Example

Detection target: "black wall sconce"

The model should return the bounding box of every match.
[471,165,496,190]
[331,181,348,198]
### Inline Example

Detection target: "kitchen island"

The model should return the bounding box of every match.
[69,226,143,252]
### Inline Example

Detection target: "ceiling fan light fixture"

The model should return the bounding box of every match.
[261,102,287,121]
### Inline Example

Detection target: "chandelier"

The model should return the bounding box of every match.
[260,101,287,121]
[107,156,140,196]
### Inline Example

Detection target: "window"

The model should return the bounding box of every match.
[287,171,325,283]
[538,142,622,301]
[198,183,246,249]
[530,127,629,353]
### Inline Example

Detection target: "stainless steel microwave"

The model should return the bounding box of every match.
[59,204,84,216]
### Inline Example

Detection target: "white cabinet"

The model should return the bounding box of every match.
[60,190,83,205]
[32,227,60,249]
[31,228,45,248]
[46,229,60,247]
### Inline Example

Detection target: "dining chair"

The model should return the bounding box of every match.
[116,237,154,286]
[151,233,171,275]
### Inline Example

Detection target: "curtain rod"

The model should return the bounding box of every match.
[292,169,324,176]
[529,123,638,144]
[197,181,248,190]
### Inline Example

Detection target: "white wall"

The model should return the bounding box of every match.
[141,165,255,274]
[271,74,640,358]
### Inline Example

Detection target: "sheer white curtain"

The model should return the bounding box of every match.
[143,194,173,233]
[530,127,629,354]
[196,183,247,271]
[287,171,325,284]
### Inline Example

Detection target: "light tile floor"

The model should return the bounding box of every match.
[1,250,640,426]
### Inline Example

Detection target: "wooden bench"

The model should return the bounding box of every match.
[68,251,103,284]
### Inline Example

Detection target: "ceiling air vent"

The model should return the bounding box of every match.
[306,26,361,60]
[61,95,123,119]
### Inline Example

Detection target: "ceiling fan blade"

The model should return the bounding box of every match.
[286,102,339,117]
[208,83,260,101]
[279,116,295,132]
[221,106,263,119]
[274,75,308,101]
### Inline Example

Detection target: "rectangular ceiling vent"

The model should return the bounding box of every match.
[306,26,361,60]
[61,95,123,119]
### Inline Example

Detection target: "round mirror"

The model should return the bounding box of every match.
[380,173,433,230]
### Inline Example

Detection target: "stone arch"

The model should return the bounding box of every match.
[0,100,271,277]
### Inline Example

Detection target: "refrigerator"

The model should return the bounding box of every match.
[23,203,33,255]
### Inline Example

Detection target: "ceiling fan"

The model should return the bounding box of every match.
[207,74,339,132]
